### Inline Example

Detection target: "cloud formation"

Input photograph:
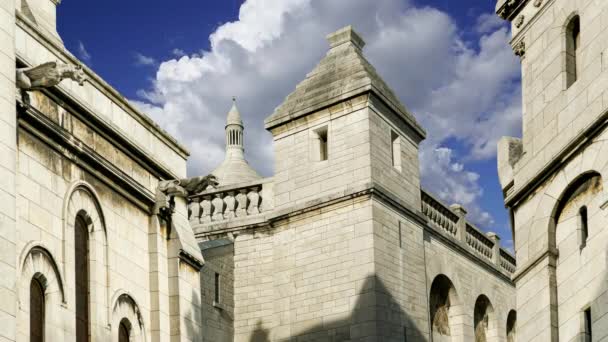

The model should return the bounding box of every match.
[134,53,157,66]
[133,0,520,229]
[77,41,91,63]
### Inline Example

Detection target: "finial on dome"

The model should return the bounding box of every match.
[326,25,365,50]
[226,97,243,127]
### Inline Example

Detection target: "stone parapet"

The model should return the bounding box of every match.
[421,189,516,276]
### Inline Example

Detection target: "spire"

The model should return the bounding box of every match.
[226,96,243,127]
[210,98,261,186]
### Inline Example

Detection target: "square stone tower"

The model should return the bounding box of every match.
[259,26,431,341]
[497,0,608,341]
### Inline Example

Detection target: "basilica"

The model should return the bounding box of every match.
[1,0,607,341]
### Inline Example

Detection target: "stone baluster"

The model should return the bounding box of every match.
[247,187,261,215]
[188,199,201,224]
[487,232,501,265]
[450,204,467,243]
[236,190,248,218]
[211,194,225,221]
[200,196,212,223]
[224,191,236,219]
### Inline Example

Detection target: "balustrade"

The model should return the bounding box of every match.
[421,191,459,237]
[420,190,516,274]
[188,184,264,224]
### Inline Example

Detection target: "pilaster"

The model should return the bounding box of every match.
[0,1,17,341]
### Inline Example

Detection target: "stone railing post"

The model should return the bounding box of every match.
[450,204,468,243]
[487,232,501,265]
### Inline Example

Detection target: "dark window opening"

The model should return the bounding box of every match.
[580,206,588,248]
[119,319,130,342]
[30,278,45,342]
[214,272,220,304]
[584,307,592,341]
[566,16,581,88]
[313,126,328,161]
[75,215,90,342]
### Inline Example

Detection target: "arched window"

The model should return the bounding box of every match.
[566,15,580,88]
[30,278,45,342]
[119,318,130,342]
[429,274,463,339]
[506,310,516,342]
[75,215,90,342]
[474,295,495,342]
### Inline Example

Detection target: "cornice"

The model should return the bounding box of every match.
[18,103,156,213]
[40,86,179,180]
[505,106,608,208]
[496,0,529,21]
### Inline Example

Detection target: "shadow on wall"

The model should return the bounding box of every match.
[247,274,425,342]
[185,288,203,342]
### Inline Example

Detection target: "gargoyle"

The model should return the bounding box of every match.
[16,61,86,90]
[154,175,218,216]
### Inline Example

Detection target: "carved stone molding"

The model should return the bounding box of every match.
[515,15,525,28]
[513,41,526,58]
[16,61,86,90]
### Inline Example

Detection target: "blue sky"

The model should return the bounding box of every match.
[57,0,520,247]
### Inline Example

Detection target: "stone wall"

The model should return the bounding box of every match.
[500,1,608,340]
[368,97,422,209]
[271,95,372,209]
[0,0,17,341]
[200,242,234,342]
[232,197,376,342]
[507,0,608,194]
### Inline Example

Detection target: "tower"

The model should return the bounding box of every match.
[210,98,261,186]
[496,0,608,341]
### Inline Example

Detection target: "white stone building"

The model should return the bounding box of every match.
[496,0,608,341]
[1,1,204,341]
[192,26,517,342]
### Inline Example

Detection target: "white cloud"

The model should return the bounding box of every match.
[172,48,186,57]
[77,41,91,62]
[134,53,157,66]
[476,12,507,34]
[135,1,520,230]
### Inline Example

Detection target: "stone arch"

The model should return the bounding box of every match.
[110,291,146,342]
[63,181,111,332]
[473,295,497,342]
[549,171,602,250]
[429,274,464,341]
[506,310,516,342]
[564,13,581,87]
[17,243,66,341]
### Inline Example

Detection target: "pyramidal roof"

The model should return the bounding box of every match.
[264,25,426,139]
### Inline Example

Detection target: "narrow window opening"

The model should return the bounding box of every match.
[119,319,130,342]
[30,278,45,342]
[75,215,90,342]
[312,126,328,161]
[398,222,403,248]
[583,307,592,341]
[214,272,220,304]
[391,130,402,171]
[580,206,588,248]
[566,16,581,88]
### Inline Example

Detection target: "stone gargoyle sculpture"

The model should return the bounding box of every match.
[16,61,87,91]
[154,174,219,216]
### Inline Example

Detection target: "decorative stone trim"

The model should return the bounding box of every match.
[514,41,526,57]
[515,14,525,28]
